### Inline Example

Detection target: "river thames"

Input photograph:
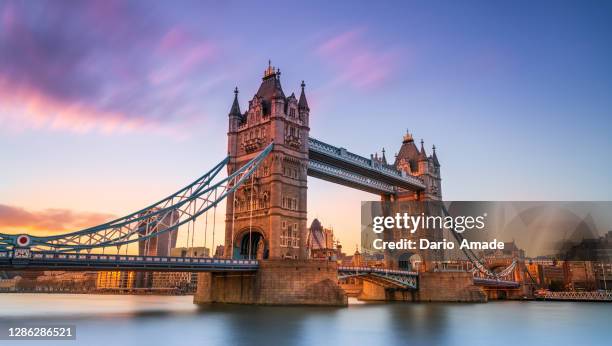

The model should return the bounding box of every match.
[0,294,610,346]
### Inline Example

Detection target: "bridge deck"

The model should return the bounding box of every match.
[473,277,520,288]
[0,251,258,272]
[308,137,425,193]
[338,266,419,289]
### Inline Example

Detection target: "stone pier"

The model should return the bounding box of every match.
[194,259,347,306]
[412,272,487,302]
[346,272,487,303]
[358,280,388,301]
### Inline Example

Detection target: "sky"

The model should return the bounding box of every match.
[1,0,611,252]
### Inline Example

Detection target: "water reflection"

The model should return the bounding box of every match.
[0,294,610,346]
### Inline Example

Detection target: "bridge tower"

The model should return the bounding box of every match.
[393,131,442,202]
[382,131,444,269]
[225,62,310,260]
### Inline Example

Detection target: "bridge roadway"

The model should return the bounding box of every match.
[0,250,420,288]
[0,250,258,272]
[338,265,419,289]
[307,137,426,194]
[473,277,520,288]
[1,250,518,289]
[0,250,416,280]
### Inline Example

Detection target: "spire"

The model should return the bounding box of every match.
[298,80,309,111]
[418,139,427,161]
[432,145,440,166]
[381,147,387,164]
[229,86,241,117]
[272,70,284,99]
[264,60,275,79]
[395,129,420,167]
[256,61,285,111]
[403,129,413,143]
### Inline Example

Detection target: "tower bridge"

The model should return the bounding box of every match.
[0,63,522,305]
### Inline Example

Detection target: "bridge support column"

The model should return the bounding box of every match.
[357,280,387,301]
[194,260,347,306]
[415,272,487,302]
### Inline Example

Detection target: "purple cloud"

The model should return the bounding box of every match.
[0,203,115,234]
[0,0,222,136]
[316,29,400,90]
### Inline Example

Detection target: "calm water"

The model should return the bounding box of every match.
[0,294,610,346]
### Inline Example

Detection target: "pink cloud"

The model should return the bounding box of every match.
[149,27,217,85]
[316,29,400,90]
[0,3,217,139]
[0,203,116,235]
[0,78,184,137]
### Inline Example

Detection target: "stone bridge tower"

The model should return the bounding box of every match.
[393,131,442,202]
[224,62,310,260]
[378,131,444,270]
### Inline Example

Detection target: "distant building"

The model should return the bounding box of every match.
[37,271,97,292]
[564,230,612,262]
[593,262,612,290]
[96,271,136,290]
[482,241,525,259]
[214,245,225,258]
[351,249,364,266]
[524,261,542,286]
[151,272,195,292]
[0,277,19,292]
[12,270,44,280]
[137,208,180,257]
[539,263,566,290]
[565,261,597,291]
[134,208,180,289]
[171,246,210,258]
[149,247,210,292]
[307,219,337,260]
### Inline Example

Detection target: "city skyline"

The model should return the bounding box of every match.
[1,0,612,250]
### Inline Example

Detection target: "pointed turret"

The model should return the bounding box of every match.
[298,80,309,111]
[255,61,286,115]
[272,68,285,99]
[229,87,241,117]
[432,145,440,167]
[381,148,388,165]
[394,130,420,170]
[418,139,427,161]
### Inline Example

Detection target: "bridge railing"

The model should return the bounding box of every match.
[473,277,520,288]
[338,266,418,276]
[1,250,258,267]
[538,291,612,301]
[308,161,396,193]
[308,138,425,188]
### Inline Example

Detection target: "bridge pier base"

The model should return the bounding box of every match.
[484,288,525,300]
[194,260,347,306]
[348,272,486,303]
[357,280,387,301]
[415,272,487,302]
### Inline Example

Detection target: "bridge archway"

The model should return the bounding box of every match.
[234,228,267,260]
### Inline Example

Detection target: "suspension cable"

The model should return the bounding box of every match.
[168,211,173,256]
[248,174,254,260]
[5,143,273,253]
[212,189,217,258]
[191,198,196,250]
[203,205,209,252]
[186,191,191,249]
[231,176,236,259]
